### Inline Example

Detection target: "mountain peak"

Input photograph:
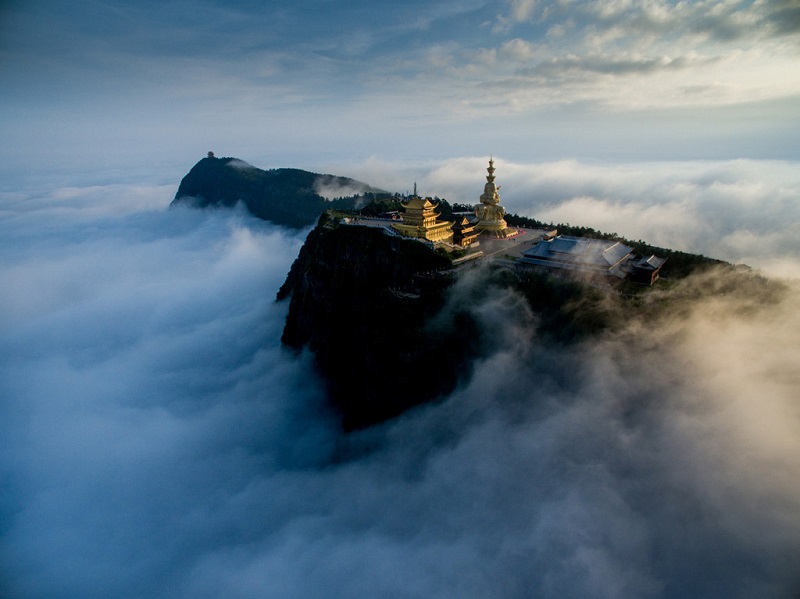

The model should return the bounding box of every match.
[171,156,385,228]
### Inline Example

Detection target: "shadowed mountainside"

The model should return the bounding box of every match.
[171,156,386,228]
[278,216,782,430]
[277,214,478,429]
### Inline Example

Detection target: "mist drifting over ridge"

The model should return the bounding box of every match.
[1,160,800,598]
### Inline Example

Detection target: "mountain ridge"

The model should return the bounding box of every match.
[171,155,388,228]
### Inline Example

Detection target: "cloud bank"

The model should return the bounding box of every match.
[2,179,799,598]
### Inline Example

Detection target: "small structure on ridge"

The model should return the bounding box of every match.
[630,255,668,285]
[452,216,479,247]
[519,236,634,278]
[518,235,667,284]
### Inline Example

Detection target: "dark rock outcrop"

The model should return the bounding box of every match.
[278,215,483,429]
[171,156,384,229]
[276,214,780,431]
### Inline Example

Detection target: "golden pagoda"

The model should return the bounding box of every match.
[392,187,454,243]
[474,158,512,238]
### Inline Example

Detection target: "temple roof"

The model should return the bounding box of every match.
[402,196,438,210]
[633,255,667,270]
[452,216,475,230]
[522,235,633,274]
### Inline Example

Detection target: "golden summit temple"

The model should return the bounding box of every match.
[391,190,454,243]
[392,159,514,246]
[353,156,666,284]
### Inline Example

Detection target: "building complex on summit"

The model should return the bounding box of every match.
[392,158,515,245]
[380,157,664,285]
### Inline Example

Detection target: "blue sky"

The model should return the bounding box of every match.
[2,0,800,183]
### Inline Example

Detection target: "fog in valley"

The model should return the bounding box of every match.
[1,161,799,598]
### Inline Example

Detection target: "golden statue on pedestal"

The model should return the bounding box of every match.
[474,158,511,238]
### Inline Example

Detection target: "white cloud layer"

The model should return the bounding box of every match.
[1,177,799,597]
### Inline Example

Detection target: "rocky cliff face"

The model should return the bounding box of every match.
[278,215,484,429]
[171,156,383,228]
[275,217,763,432]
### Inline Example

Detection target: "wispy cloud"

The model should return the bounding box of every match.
[312,175,374,200]
[455,0,800,112]
[520,54,719,78]
[4,0,799,118]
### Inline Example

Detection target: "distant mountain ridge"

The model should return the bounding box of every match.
[171,156,387,228]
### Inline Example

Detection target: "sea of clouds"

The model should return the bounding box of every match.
[1,162,799,598]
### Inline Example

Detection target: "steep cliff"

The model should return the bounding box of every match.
[275,214,774,431]
[278,215,483,429]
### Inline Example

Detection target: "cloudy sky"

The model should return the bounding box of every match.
[2,0,800,180]
[2,1,800,597]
